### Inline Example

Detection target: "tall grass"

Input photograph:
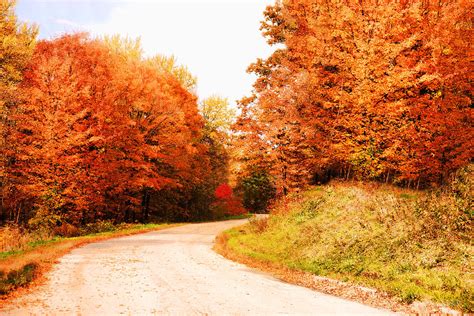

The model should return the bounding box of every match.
[0,226,40,254]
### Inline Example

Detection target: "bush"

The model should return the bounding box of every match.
[248,216,268,234]
[27,208,62,240]
[0,263,38,295]
[210,202,227,219]
[414,164,473,241]
[53,223,79,237]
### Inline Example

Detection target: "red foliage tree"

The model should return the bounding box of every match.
[212,183,245,216]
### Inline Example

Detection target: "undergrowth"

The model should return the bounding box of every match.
[223,167,473,312]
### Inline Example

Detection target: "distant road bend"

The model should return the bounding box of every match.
[3,219,395,315]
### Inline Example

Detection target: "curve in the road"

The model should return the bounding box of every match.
[2,219,396,315]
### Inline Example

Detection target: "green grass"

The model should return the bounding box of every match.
[0,238,63,260]
[223,182,473,312]
[222,214,252,220]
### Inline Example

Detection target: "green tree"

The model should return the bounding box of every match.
[238,170,276,213]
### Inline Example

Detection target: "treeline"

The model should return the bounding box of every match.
[0,0,241,227]
[234,0,473,193]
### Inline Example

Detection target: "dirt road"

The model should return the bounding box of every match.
[3,219,395,315]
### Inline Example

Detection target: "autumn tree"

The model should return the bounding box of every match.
[102,34,143,60]
[0,0,37,222]
[102,35,207,220]
[199,95,233,184]
[103,34,197,92]
[146,55,197,92]
[0,0,37,103]
[157,95,240,220]
[235,0,473,192]
[200,96,235,133]
[211,183,245,217]
[5,33,207,225]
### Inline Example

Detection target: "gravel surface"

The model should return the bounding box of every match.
[2,219,396,315]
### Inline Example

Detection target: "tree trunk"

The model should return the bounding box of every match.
[142,189,151,222]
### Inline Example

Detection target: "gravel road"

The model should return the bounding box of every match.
[2,219,396,315]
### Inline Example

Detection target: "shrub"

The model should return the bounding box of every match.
[53,223,79,237]
[414,164,473,241]
[0,263,38,295]
[248,216,268,234]
[27,208,62,240]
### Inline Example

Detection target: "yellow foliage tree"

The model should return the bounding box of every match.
[200,95,235,135]
[146,55,197,92]
[102,34,143,60]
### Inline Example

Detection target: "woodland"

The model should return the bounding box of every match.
[0,0,472,248]
[0,0,245,233]
[234,0,472,194]
[0,0,472,309]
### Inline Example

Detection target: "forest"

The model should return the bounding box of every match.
[0,0,246,234]
[234,0,472,193]
[0,0,472,240]
[0,0,472,312]
[0,0,471,233]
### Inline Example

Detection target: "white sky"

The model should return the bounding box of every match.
[20,0,277,106]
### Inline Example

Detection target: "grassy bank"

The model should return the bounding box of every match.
[0,222,179,296]
[219,181,473,312]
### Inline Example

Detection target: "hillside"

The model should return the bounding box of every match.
[219,169,473,312]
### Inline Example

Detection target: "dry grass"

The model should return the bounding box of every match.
[0,226,45,254]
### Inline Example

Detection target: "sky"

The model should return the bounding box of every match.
[16,0,277,107]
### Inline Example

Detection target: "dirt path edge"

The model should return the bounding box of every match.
[214,227,464,316]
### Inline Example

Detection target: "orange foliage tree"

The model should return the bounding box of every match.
[0,0,37,223]
[5,34,208,224]
[234,0,473,191]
